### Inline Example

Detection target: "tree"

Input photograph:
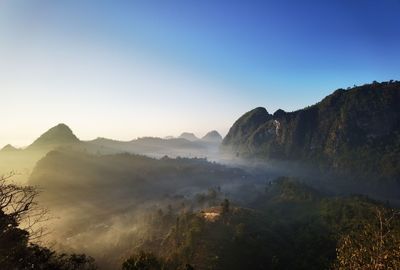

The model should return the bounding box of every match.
[0,173,97,269]
[0,172,46,267]
[334,207,400,270]
[221,199,230,215]
[0,172,48,240]
[122,251,163,270]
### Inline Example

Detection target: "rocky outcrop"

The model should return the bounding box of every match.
[222,81,400,179]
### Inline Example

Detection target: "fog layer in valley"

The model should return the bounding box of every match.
[3,108,400,269]
[1,125,270,269]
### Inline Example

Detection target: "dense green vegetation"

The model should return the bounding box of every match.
[119,177,400,270]
[29,149,256,207]
[222,81,400,184]
[3,150,400,269]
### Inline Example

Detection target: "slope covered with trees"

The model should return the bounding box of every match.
[120,177,400,270]
[222,81,400,183]
[4,149,400,269]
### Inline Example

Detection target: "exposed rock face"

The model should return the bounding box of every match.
[29,123,80,148]
[223,107,272,147]
[202,130,223,143]
[222,81,400,179]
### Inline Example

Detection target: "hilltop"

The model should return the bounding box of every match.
[28,123,80,149]
[222,81,400,182]
[202,130,223,143]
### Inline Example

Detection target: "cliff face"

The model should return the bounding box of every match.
[222,81,400,179]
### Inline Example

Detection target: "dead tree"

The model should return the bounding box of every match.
[0,172,48,242]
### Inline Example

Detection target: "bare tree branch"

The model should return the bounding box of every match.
[0,172,49,242]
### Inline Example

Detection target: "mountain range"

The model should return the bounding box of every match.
[3,80,400,185]
[2,124,222,154]
[0,124,223,181]
[3,80,400,269]
[222,81,400,182]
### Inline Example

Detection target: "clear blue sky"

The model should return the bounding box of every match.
[1,0,399,147]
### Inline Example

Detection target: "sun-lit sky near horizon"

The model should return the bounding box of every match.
[1,0,400,148]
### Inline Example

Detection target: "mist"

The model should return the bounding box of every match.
[1,116,400,270]
[25,147,269,269]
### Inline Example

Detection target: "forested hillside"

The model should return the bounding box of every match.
[223,81,400,182]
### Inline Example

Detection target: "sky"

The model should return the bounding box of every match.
[1,0,400,147]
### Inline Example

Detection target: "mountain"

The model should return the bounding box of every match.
[202,130,223,143]
[0,124,80,180]
[29,123,80,149]
[222,81,400,180]
[0,144,19,152]
[178,132,199,141]
[85,136,213,158]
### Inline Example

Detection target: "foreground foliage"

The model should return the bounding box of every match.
[0,174,97,270]
[334,208,400,270]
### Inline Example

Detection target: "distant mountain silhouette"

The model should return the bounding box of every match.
[202,130,223,143]
[178,132,199,141]
[0,144,19,152]
[29,123,79,149]
[223,80,400,181]
[86,135,211,157]
[0,123,223,180]
[0,124,81,180]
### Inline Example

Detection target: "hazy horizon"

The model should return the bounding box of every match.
[2,0,399,148]
[0,122,228,149]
